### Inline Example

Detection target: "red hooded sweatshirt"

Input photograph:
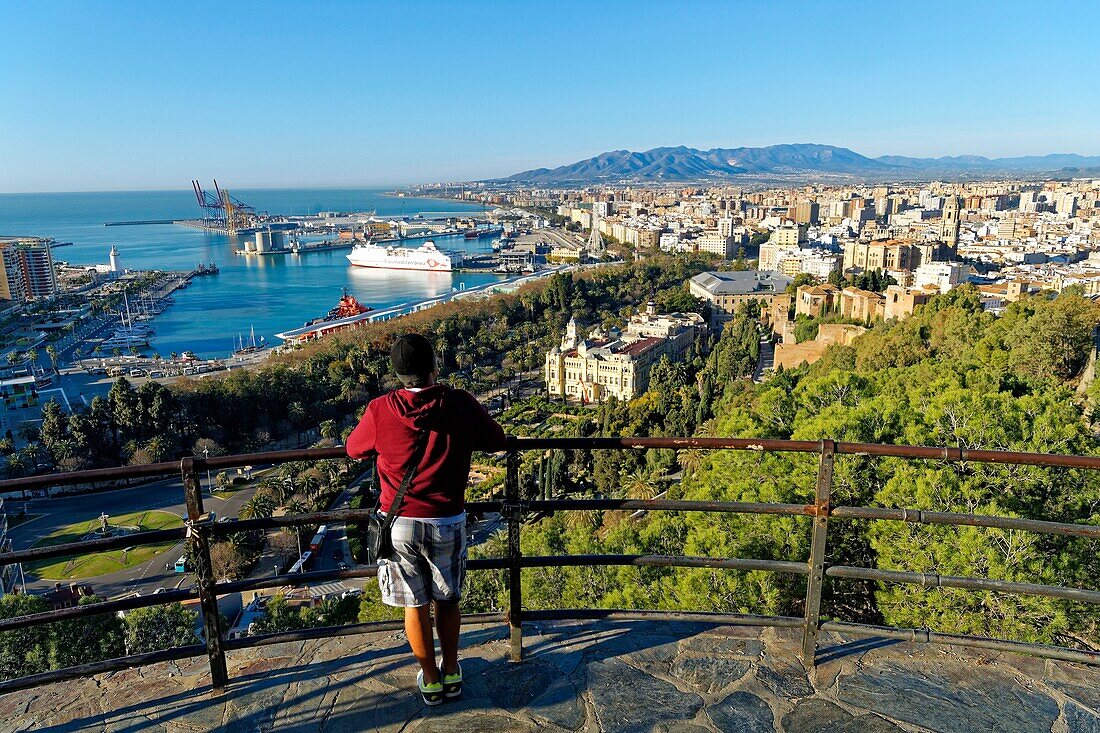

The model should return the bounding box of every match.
[345,384,506,518]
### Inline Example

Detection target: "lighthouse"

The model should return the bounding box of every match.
[109,245,120,274]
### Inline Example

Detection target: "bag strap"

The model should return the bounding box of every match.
[379,430,430,530]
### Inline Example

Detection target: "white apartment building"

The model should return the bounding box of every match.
[696,230,735,257]
[913,262,969,293]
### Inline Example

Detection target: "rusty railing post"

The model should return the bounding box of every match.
[505,445,523,661]
[182,456,229,693]
[802,439,835,667]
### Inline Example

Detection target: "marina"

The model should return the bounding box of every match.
[0,188,508,359]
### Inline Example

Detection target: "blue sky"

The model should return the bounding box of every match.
[1,0,1098,192]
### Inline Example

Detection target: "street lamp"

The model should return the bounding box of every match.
[203,447,212,495]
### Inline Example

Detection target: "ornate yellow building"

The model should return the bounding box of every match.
[544,303,705,402]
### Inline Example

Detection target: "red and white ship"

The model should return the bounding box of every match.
[346,239,461,272]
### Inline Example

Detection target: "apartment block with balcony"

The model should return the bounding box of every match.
[0,238,59,301]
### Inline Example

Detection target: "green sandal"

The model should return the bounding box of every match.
[416,670,444,706]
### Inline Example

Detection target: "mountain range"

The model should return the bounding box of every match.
[502,145,1100,183]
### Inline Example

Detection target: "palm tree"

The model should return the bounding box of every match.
[565,508,603,532]
[301,474,323,506]
[5,451,27,478]
[319,420,339,441]
[676,449,705,478]
[238,494,276,520]
[45,345,60,374]
[16,424,39,444]
[619,468,660,501]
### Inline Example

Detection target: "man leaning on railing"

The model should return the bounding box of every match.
[345,333,506,706]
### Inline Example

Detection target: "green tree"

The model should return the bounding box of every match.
[108,378,140,441]
[0,594,52,680]
[45,345,60,374]
[251,595,305,634]
[239,494,276,520]
[124,603,198,653]
[1008,296,1099,381]
[319,420,339,441]
[39,399,68,462]
[49,596,125,670]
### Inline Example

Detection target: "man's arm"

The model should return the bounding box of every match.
[459,391,507,452]
[345,405,377,459]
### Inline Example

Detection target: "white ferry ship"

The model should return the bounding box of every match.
[346,239,461,272]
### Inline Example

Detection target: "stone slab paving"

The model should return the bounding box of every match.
[2,620,1100,732]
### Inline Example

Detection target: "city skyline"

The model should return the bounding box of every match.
[2,0,1099,192]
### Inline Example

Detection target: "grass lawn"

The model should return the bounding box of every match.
[25,510,185,581]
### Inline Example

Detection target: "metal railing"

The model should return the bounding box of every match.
[0,436,1099,698]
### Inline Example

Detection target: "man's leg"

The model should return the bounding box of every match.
[405,604,439,684]
[434,599,461,675]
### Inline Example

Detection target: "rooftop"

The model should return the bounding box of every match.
[4,619,1097,731]
[690,270,793,296]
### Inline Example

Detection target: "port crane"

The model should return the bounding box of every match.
[191,179,258,234]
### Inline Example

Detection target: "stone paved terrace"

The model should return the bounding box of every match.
[3,620,1100,732]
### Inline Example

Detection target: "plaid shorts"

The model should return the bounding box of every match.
[378,517,467,607]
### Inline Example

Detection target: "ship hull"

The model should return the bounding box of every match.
[346,241,458,272]
[348,263,453,272]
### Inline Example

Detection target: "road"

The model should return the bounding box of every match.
[753,336,775,383]
[7,471,263,599]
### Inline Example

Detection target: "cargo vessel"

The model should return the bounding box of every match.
[346,239,461,272]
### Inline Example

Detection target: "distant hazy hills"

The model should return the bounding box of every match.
[502,144,1100,183]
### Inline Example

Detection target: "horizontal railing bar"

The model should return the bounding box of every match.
[523,608,806,628]
[0,562,509,635]
[820,620,1100,666]
[826,566,1100,604]
[0,447,352,492]
[0,460,188,491]
[513,436,824,452]
[2,527,187,566]
[526,498,816,516]
[0,643,207,696]
[831,505,1100,539]
[214,557,509,597]
[222,613,509,651]
[6,437,1100,494]
[519,554,809,575]
[201,447,348,471]
[510,437,1100,470]
[0,587,198,633]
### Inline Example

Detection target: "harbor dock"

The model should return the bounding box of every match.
[274,264,577,343]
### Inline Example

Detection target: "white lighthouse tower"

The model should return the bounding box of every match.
[109,245,120,274]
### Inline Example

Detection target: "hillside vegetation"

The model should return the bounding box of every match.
[465,287,1100,648]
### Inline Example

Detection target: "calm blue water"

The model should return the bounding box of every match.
[0,189,501,357]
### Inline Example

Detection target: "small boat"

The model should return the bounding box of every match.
[233,325,264,356]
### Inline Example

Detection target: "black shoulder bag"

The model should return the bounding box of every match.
[365,431,429,563]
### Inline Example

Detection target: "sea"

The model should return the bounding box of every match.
[0,189,503,358]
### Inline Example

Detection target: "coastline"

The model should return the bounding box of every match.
[381,191,484,208]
